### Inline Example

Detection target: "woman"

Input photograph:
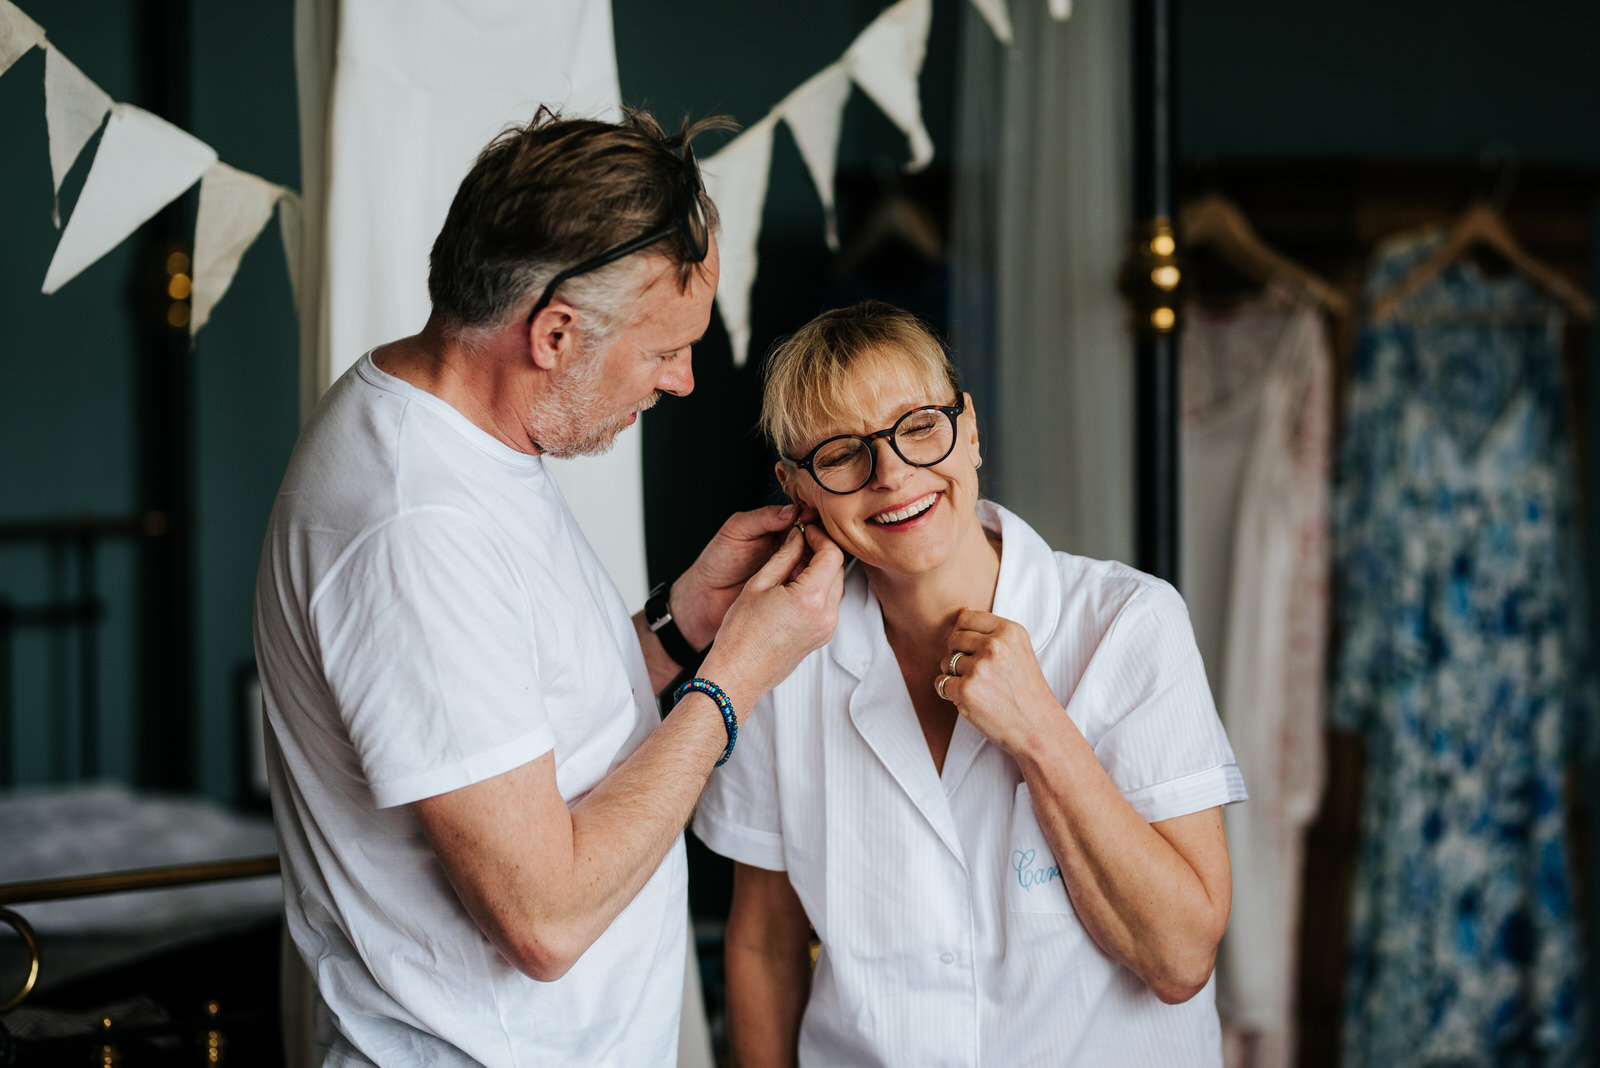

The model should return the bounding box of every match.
[692,301,1247,1066]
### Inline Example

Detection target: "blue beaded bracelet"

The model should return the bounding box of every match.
[673,676,737,767]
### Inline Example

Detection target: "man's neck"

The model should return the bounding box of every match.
[372,316,542,454]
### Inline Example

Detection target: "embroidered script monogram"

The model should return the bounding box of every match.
[1011,848,1062,890]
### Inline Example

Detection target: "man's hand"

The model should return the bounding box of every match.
[669,504,819,650]
[697,522,844,712]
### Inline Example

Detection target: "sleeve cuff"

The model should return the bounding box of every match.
[368,725,557,809]
[1123,762,1248,824]
[691,808,787,872]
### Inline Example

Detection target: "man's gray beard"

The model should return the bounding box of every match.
[529,338,653,458]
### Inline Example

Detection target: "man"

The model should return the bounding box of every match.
[253,108,845,1066]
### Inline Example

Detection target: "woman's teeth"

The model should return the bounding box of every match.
[872,493,937,524]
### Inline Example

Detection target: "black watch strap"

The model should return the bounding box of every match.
[645,581,703,668]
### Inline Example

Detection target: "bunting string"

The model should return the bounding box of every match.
[1,0,1066,352]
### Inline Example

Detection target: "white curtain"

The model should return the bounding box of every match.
[292,0,648,606]
[951,0,1133,563]
[287,2,710,1064]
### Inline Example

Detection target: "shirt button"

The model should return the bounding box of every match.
[940,952,955,965]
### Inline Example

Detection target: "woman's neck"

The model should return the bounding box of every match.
[869,516,1002,654]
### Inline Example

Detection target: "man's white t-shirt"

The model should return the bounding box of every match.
[694,501,1247,1067]
[254,353,686,1066]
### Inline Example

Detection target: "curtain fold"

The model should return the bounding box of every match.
[952,0,1133,563]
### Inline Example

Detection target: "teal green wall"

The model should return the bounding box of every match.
[0,1,299,800]
[187,4,300,800]
[1180,0,1600,163]
[1,2,150,788]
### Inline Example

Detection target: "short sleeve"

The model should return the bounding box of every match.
[312,507,556,808]
[1071,580,1247,823]
[693,692,786,871]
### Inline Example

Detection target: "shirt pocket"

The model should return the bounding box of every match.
[1005,780,1074,914]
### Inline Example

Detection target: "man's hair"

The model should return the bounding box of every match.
[761,301,961,460]
[428,106,730,333]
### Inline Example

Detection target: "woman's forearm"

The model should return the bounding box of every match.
[724,863,813,1067]
[1015,721,1232,1004]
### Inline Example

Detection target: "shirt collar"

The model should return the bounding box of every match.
[828,500,1062,679]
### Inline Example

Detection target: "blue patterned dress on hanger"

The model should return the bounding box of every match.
[1332,229,1594,1066]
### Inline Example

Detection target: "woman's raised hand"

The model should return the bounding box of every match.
[935,609,1062,756]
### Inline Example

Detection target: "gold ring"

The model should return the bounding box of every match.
[936,674,951,701]
[947,651,965,675]
[793,520,807,535]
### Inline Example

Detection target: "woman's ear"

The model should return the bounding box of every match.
[774,461,809,507]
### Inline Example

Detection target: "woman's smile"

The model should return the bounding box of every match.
[869,491,942,526]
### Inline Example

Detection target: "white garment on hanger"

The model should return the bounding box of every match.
[1179,286,1332,1068]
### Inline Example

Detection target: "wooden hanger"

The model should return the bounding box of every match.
[834,194,945,277]
[1179,193,1350,317]
[1370,201,1596,322]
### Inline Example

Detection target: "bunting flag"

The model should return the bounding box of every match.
[43,103,217,294]
[693,0,1075,362]
[700,115,777,367]
[276,189,305,318]
[845,0,935,172]
[778,65,853,251]
[190,161,295,337]
[44,47,112,227]
[0,0,43,77]
[969,0,1016,46]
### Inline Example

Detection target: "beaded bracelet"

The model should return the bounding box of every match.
[673,676,737,767]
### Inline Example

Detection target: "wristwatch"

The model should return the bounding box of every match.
[645,581,703,668]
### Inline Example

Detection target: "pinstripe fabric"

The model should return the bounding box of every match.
[696,502,1246,1066]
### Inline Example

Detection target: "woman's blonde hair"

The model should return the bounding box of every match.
[761,301,960,459]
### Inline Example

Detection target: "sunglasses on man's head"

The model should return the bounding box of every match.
[526,145,709,326]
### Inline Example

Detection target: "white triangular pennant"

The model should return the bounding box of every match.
[777,64,852,251]
[844,0,935,171]
[700,116,777,367]
[44,45,113,226]
[190,161,289,337]
[0,0,44,77]
[276,190,305,318]
[1049,0,1073,20]
[43,102,218,294]
[967,0,1015,43]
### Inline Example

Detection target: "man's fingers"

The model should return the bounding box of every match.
[791,535,845,591]
[747,525,808,589]
[800,521,835,556]
[718,503,799,544]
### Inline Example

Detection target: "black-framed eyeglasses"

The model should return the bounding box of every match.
[526,144,709,325]
[785,397,966,495]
